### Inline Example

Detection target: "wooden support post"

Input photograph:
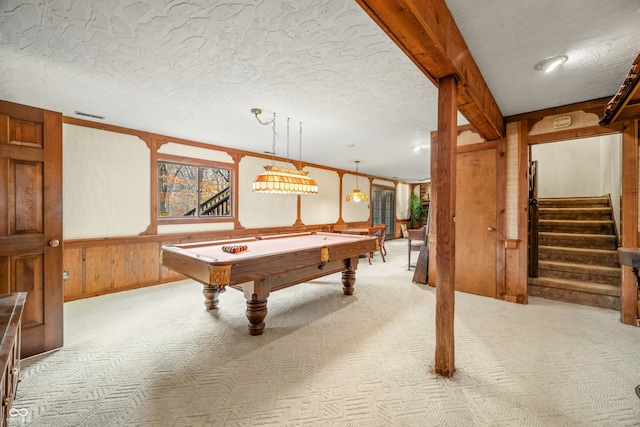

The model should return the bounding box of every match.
[621,120,639,326]
[516,120,530,304]
[428,132,438,286]
[434,74,457,377]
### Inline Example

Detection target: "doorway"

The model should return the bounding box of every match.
[372,187,395,238]
[528,134,622,309]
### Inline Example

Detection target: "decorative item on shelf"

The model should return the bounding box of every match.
[250,108,318,195]
[346,160,368,202]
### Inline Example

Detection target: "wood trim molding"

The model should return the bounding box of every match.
[495,138,507,299]
[147,137,159,236]
[64,116,152,139]
[456,140,497,154]
[527,124,624,145]
[505,97,611,124]
[64,224,336,248]
[504,239,519,249]
[516,120,529,304]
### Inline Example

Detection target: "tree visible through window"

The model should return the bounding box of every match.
[158,161,231,218]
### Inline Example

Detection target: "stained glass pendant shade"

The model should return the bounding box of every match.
[251,109,318,195]
[252,165,318,194]
[346,161,367,202]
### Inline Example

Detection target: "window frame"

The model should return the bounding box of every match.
[156,154,236,224]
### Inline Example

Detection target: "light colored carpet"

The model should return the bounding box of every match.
[8,239,640,426]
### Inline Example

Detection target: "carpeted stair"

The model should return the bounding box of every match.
[528,196,621,310]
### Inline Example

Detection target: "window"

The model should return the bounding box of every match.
[158,161,232,218]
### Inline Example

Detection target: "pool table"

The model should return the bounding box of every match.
[160,232,377,335]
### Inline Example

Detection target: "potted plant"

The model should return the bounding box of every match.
[410,193,427,228]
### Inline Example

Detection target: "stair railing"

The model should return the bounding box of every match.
[184,186,231,217]
[606,193,620,248]
[528,160,539,278]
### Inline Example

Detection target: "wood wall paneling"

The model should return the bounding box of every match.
[63,247,84,298]
[63,225,343,301]
[114,242,160,286]
[85,246,116,295]
[504,240,521,303]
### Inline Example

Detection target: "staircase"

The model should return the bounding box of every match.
[528,196,621,310]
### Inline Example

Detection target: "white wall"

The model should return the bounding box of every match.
[238,156,299,229]
[63,124,151,239]
[395,182,411,220]
[63,125,405,239]
[341,172,371,222]
[300,166,340,225]
[599,134,622,231]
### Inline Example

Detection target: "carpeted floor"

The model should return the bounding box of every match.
[8,239,640,426]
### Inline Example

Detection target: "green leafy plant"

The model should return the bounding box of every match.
[410,193,427,227]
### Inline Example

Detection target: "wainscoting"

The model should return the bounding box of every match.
[62,222,400,301]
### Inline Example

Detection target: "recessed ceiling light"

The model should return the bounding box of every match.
[533,55,568,73]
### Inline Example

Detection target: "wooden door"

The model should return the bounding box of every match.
[455,148,497,297]
[0,100,63,358]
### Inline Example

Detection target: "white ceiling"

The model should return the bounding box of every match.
[1,0,639,182]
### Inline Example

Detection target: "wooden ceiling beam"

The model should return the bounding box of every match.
[356,0,504,140]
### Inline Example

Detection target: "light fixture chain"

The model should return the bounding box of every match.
[286,117,290,162]
[299,122,303,169]
[250,107,317,195]
[355,161,359,187]
[271,113,276,164]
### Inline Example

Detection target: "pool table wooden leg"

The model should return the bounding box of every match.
[246,299,268,335]
[341,270,356,295]
[342,258,358,295]
[202,285,224,310]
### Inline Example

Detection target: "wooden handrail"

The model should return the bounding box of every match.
[528,161,539,278]
[184,186,231,216]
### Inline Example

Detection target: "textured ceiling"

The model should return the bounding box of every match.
[1,1,639,182]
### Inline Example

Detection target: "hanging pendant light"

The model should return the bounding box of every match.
[251,108,318,195]
[346,160,368,202]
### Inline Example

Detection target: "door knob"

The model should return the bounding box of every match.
[48,239,60,248]
[487,227,495,232]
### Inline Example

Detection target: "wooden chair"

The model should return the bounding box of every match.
[408,226,426,270]
[370,224,387,263]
